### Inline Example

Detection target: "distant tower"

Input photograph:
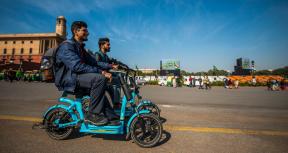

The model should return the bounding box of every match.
[55,16,66,39]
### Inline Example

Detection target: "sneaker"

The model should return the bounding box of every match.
[85,114,108,126]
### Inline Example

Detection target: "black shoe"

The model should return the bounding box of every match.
[85,114,108,126]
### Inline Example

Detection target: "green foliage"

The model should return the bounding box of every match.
[211,81,224,86]
[207,66,229,76]
[166,81,172,87]
[180,70,191,76]
[254,70,272,75]
[146,80,159,85]
[272,66,288,77]
[253,66,287,77]
[239,82,250,86]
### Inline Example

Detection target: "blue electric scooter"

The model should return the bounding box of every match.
[40,67,163,148]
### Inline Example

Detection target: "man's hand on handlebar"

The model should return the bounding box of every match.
[112,64,119,70]
[102,71,112,82]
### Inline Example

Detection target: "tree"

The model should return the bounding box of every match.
[207,66,229,76]
[180,70,191,76]
[254,70,272,75]
[272,66,288,77]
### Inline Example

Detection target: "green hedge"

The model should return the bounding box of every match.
[146,80,159,85]
[211,81,224,86]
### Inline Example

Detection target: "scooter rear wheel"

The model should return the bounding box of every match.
[130,114,162,147]
[44,108,75,140]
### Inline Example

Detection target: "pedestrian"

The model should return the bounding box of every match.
[203,75,209,90]
[234,79,239,89]
[280,79,286,90]
[193,76,196,87]
[223,78,227,88]
[198,77,203,89]
[189,76,192,87]
[16,69,21,81]
[173,76,177,88]
[228,79,233,89]
[252,76,257,86]
[7,68,15,83]
[267,78,272,91]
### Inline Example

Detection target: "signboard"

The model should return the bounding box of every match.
[242,58,250,69]
[161,59,180,70]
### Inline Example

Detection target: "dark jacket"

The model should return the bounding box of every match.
[95,51,111,63]
[54,39,112,92]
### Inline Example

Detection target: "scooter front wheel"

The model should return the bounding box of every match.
[44,108,75,140]
[130,114,162,148]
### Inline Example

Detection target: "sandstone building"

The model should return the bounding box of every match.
[0,16,66,65]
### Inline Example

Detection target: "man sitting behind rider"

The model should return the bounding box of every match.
[54,21,118,126]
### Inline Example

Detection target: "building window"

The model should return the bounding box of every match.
[12,48,15,55]
[22,41,25,44]
[3,48,7,54]
[29,48,33,54]
[30,40,33,44]
[4,41,7,44]
[28,55,32,62]
[13,41,16,44]
[21,48,24,54]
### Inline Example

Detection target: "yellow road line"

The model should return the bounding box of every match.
[1,115,288,137]
[164,125,288,136]
[0,115,42,122]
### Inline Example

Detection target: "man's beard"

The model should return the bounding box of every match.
[83,38,88,41]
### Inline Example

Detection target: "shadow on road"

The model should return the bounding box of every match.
[154,130,171,147]
[91,134,127,141]
[160,117,167,123]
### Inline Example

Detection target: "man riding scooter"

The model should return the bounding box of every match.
[54,21,119,126]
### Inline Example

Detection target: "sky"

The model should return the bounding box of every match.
[0,0,287,72]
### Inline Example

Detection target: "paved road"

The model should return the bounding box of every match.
[0,82,288,153]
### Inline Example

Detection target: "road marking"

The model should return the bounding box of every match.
[0,115,42,122]
[160,104,174,108]
[1,115,288,137]
[164,125,288,136]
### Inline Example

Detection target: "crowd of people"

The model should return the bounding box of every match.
[1,68,287,92]
[222,77,286,91]
[187,75,212,90]
[223,78,239,89]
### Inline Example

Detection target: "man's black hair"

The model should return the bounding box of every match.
[71,21,87,36]
[98,37,110,49]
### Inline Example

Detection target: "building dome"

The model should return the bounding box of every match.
[57,16,65,19]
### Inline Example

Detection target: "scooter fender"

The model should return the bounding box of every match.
[42,104,78,124]
[126,110,150,134]
[136,100,154,110]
